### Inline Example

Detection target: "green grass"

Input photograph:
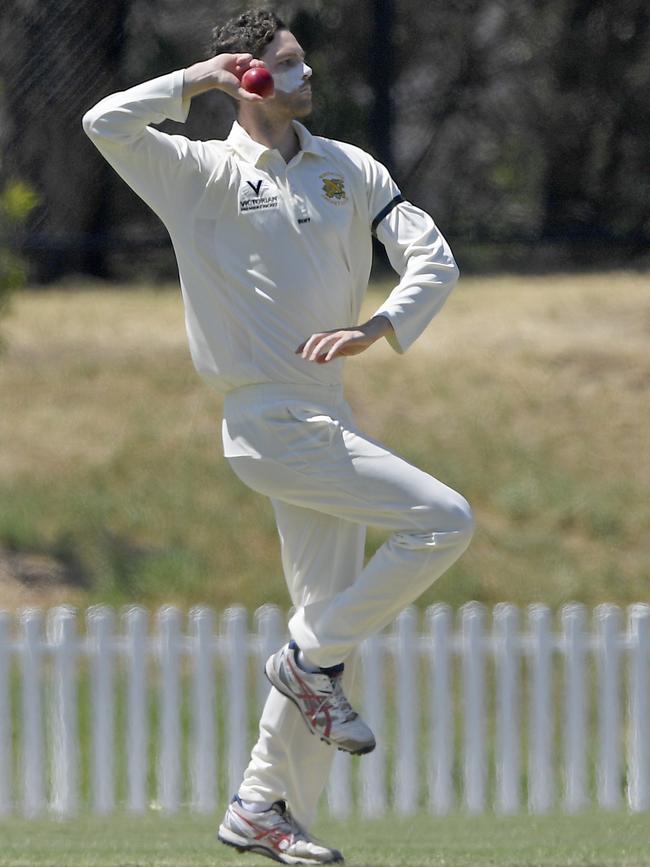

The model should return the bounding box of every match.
[1,810,650,865]
[0,272,649,611]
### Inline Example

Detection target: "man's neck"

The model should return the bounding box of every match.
[238,110,301,163]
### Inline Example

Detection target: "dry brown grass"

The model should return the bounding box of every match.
[1,272,648,611]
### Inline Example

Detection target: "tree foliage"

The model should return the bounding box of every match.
[0,0,648,282]
[0,180,38,345]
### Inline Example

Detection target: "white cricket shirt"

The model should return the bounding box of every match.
[83,70,459,394]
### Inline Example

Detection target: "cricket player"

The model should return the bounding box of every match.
[83,8,474,864]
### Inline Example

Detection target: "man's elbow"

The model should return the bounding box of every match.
[439,258,460,292]
[428,236,460,288]
[81,108,99,139]
[82,104,116,141]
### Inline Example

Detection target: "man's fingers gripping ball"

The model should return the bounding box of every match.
[218,54,270,102]
[233,55,274,101]
[241,66,275,98]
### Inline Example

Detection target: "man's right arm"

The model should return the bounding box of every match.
[82,54,267,218]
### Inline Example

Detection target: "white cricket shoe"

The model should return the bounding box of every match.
[218,796,343,864]
[265,642,376,755]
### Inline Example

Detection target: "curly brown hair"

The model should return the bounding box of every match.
[209,8,286,59]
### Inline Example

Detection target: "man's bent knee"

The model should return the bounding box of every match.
[395,493,475,550]
[450,494,475,539]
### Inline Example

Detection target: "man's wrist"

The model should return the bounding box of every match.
[364,315,394,342]
[183,62,218,99]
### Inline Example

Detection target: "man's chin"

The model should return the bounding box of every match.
[292,96,313,119]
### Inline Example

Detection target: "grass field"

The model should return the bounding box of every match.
[1,809,650,866]
[1,272,649,612]
[1,278,649,866]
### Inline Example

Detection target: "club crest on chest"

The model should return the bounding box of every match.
[320,173,348,205]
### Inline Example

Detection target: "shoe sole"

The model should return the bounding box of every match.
[264,661,376,757]
[218,830,285,863]
[218,827,344,865]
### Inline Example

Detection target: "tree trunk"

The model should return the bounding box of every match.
[368,0,395,171]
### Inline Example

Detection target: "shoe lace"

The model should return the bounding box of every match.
[327,674,358,722]
[271,801,310,843]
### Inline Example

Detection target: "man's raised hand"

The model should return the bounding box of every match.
[183,54,269,101]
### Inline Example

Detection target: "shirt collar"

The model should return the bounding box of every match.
[226,120,324,165]
[292,121,324,157]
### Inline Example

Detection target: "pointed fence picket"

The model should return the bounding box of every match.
[1,602,650,818]
[0,612,11,817]
[124,606,148,813]
[48,606,78,817]
[157,606,182,813]
[426,604,453,814]
[527,603,554,812]
[20,608,45,817]
[88,606,115,814]
[359,633,386,817]
[628,604,650,810]
[189,606,216,814]
[494,603,520,814]
[595,604,621,810]
[462,602,486,813]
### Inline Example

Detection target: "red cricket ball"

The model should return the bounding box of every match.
[241,67,274,98]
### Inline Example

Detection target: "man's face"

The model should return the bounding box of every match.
[259,29,312,118]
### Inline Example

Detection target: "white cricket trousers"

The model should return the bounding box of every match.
[222,382,474,827]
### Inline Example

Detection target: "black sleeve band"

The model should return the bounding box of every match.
[371,194,405,236]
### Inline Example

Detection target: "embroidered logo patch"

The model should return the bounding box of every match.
[320,173,347,205]
[239,178,280,214]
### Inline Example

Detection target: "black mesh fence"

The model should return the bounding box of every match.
[1,0,649,283]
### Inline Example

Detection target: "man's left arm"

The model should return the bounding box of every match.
[369,181,459,355]
[297,159,458,364]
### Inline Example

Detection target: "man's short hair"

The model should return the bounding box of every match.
[210,8,286,59]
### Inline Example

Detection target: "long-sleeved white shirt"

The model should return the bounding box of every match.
[82,70,459,394]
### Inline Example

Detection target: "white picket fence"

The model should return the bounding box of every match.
[0,602,649,819]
